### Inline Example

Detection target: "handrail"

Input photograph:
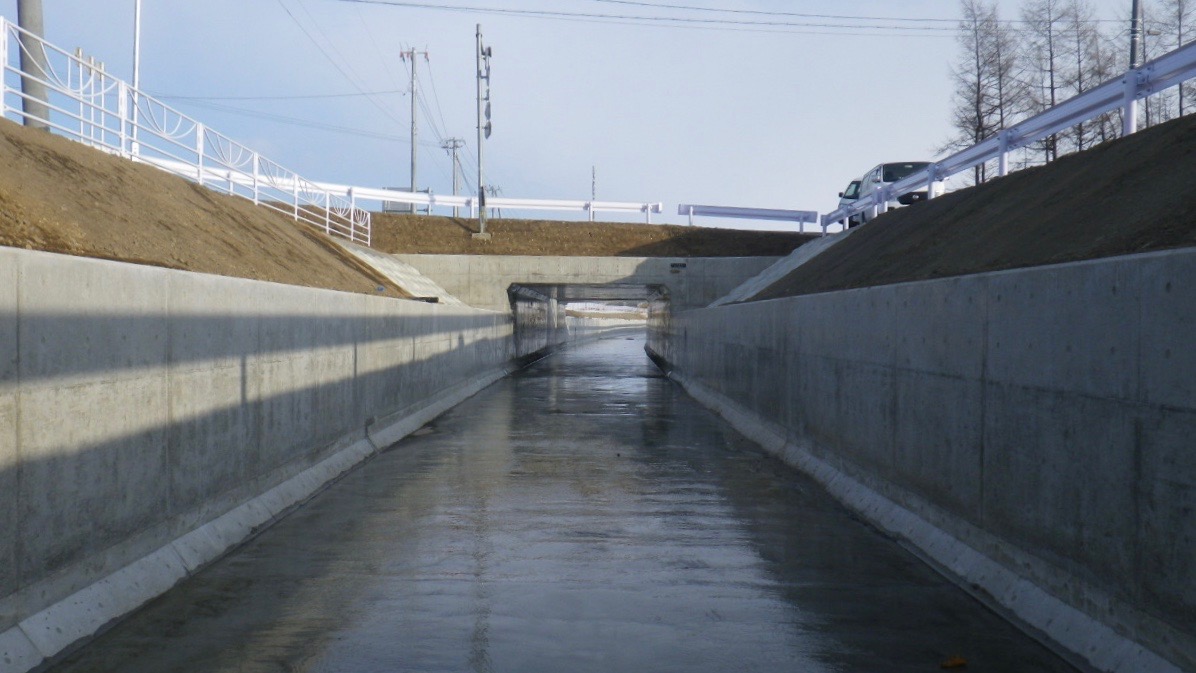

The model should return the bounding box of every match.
[312,181,665,224]
[820,39,1196,235]
[0,16,371,245]
[676,204,818,230]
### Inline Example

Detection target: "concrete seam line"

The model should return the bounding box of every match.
[669,372,1184,673]
[1,624,44,673]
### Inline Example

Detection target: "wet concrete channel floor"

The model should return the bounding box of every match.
[52,335,1077,673]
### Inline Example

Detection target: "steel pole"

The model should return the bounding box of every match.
[476,24,486,235]
[16,0,50,129]
[409,50,418,214]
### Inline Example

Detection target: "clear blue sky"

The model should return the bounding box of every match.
[0,0,1135,228]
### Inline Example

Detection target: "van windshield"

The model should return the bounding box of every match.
[882,162,930,182]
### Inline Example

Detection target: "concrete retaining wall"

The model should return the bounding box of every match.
[395,254,781,311]
[648,248,1196,673]
[0,248,517,672]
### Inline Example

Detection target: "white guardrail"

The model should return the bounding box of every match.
[0,16,372,245]
[821,39,1196,235]
[677,204,818,231]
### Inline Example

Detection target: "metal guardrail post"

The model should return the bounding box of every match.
[292,177,299,220]
[998,131,1010,177]
[1123,68,1140,136]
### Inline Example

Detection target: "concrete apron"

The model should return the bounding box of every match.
[660,367,1182,673]
[0,364,517,673]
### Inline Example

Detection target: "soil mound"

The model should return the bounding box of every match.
[0,119,402,297]
[750,114,1196,301]
[370,213,814,257]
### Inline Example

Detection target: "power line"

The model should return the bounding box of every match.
[155,90,404,101]
[176,99,443,145]
[577,0,1121,25]
[275,0,406,125]
[580,0,960,24]
[332,0,961,35]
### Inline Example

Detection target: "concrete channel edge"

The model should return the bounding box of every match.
[0,364,516,673]
[661,366,1183,673]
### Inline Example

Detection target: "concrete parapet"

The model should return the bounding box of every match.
[649,247,1196,673]
[0,248,517,673]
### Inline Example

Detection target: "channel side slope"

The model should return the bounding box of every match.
[748,114,1196,301]
[0,118,404,297]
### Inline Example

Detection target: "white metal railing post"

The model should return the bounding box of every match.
[118,81,130,157]
[926,164,938,199]
[1123,68,1140,136]
[323,191,331,235]
[292,177,299,220]
[195,122,205,185]
[252,153,260,205]
[226,170,233,195]
[877,187,889,216]
[820,214,829,237]
[688,205,695,227]
[645,205,651,224]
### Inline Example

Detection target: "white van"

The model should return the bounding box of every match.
[856,162,943,224]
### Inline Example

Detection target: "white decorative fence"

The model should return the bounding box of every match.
[0,17,371,245]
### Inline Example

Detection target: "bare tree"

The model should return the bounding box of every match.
[1061,0,1107,150]
[1022,0,1068,161]
[1155,0,1195,115]
[948,0,1023,182]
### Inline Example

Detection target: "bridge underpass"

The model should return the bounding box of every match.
[47,335,1077,673]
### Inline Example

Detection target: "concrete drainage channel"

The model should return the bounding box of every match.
[647,246,1196,673]
[0,247,599,673]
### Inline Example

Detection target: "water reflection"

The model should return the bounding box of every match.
[51,336,1075,673]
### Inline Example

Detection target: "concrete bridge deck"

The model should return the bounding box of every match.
[48,336,1075,673]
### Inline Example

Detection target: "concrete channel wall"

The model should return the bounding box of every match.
[395,254,781,311]
[648,248,1196,673]
[0,248,522,673]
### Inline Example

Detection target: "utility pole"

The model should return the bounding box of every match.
[441,138,465,218]
[475,25,493,239]
[1125,0,1144,136]
[16,0,50,129]
[1130,0,1144,69]
[401,48,429,213]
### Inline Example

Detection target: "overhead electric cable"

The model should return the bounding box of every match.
[578,0,1120,24]
[156,90,404,101]
[331,0,960,34]
[177,99,445,145]
[275,0,406,125]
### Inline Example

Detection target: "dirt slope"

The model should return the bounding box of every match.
[0,119,403,297]
[750,114,1196,301]
[370,213,814,257]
